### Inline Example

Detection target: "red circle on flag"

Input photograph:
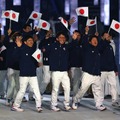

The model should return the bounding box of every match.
[32,13,38,18]
[42,22,47,28]
[115,23,120,29]
[37,54,40,59]
[12,13,16,19]
[90,21,95,24]
[79,9,84,15]
[63,19,66,23]
[4,12,10,17]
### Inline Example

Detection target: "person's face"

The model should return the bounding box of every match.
[102,33,110,40]
[24,38,34,47]
[23,26,32,32]
[33,34,38,42]
[85,26,89,32]
[16,36,23,42]
[73,32,81,40]
[77,33,81,40]
[56,34,66,44]
[89,37,98,47]
[46,29,53,37]
[15,36,23,45]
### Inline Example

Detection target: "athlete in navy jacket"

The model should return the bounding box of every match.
[12,36,42,112]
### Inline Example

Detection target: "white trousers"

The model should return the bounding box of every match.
[74,72,103,107]
[0,70,7,96]
[6,68,20,100]
[13,76,42,108]
[70,67,83,97]
[36,66,43,86]
[51,71,70,107]
[40,65,51,94]
[105,76,120,95]
[101,71,119,102]
[29,66,43,98]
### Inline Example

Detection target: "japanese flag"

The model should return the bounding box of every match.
[0,45,7,53]
[110,20,120,33]
[32,49,42,62]
[76,7,88,17]
[1,10,10,19]
[58,17,68,29]
[10,10,19,22]
[86,18,96,26]
[38,19,50,31]
[29,11,42,20]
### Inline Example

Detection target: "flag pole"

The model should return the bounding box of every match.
[9,19,11,29]
[67,28,72,35]
[108,27,111,34]
[26,18,29,24]
[95,17,98,33]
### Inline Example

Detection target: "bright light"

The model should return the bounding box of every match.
[100,0,110,25]
[34,0,41,26]
[94,0,99,5]
[69,0,78,34]
[65,0,70,15]
[104,0,110,25]
[13,0,21,6]
[0,0,5,35]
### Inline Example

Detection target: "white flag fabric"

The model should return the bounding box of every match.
[1,10,11,19]
[76,7,88,17]
[10,10,19,22]
[86,18,96,26]
[58,17,68,29]
[1,10,19,22]
[0,45,7,53]
[29,11,42,20]
[32,49,42,62]
[110,20,120,33]
[38,19,50,31]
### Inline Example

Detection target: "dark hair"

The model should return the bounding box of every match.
[88,35,98,42]
[101,31,107,37]
[23,35,33,42]
[23,24,31,29]
[11,32,22,41]
[109,31,116,38]
[73,30,81,34]
[56,31,69,40]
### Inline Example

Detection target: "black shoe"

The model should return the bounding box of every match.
[22,97,27,102]
[29,97,35,101]
[104,95,111,99]
[0,95,5,99]
[84,94,94,98]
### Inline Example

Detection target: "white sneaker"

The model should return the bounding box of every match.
[112,102,120,107]
[37,107,43,112]
[64,105,71,110]
[51,106,60,112]
[72,103,78,110]
[96,105,106,111]
[11,106,24,112]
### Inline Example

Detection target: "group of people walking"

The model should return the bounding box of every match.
[0,22,120,113]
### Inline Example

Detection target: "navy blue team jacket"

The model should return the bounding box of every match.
[13,44,38,76]
[44,41,69,71]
